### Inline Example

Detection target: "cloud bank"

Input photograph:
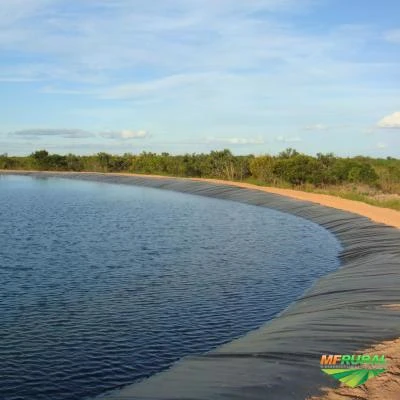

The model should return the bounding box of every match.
[206,137,265,145]
[1,0,400,156]
[275,136,302,143]
[11,129,94,138]
[100,130,149,140]
[303,124,329,131]
[377,112,400,128]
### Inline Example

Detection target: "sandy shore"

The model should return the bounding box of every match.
[2,170,400,399]
[191,177,400,229]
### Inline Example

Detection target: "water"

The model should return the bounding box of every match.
[0,175,341,400]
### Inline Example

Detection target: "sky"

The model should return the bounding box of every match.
[1,0,400,156]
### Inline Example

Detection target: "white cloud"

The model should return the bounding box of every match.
[102,73,214,99]
[121,129,148,139]
[206,136,264,145]
[377,142,387,149]
[11,128,93,138]
[383,29,400,43]
[377,112,400,128]
[275,135,302,142]
[100,129,149,140]
[0,0,378,86]
[11,128,149,141]
[2,0,400,159]
[303,124,329,131]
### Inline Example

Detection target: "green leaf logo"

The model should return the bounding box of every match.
[321,368,386,388]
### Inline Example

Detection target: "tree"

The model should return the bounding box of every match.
[348,163,378,185]
[47,154,67,170]
[208,149,236,179]
[274,154,318,185]
[66,154,83,171]
[0,153,12,169]
[278,148,299,159]
[97,152,111,172]
[249,156,276,183]
[30,150,50,170]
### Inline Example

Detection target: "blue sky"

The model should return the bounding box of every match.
[1,0,400,156]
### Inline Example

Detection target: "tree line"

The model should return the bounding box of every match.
[1,149,399,194]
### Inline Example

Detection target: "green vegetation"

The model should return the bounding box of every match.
[1,149,399,210]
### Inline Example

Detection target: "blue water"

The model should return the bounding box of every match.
[0,175,341,400]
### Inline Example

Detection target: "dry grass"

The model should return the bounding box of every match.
[253,181,400,211]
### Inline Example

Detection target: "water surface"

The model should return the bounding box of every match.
[0,175,341,400]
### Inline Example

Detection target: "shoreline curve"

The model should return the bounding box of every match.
[2,169,400,228]
[1,170,399,400]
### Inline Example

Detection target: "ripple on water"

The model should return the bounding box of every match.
[0,175,341,400]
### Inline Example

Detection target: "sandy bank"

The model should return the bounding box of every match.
[194,177,400,229]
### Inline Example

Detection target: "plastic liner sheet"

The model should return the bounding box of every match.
[2,172,399,400]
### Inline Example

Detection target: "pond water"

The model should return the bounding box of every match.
[0,175,341,400]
